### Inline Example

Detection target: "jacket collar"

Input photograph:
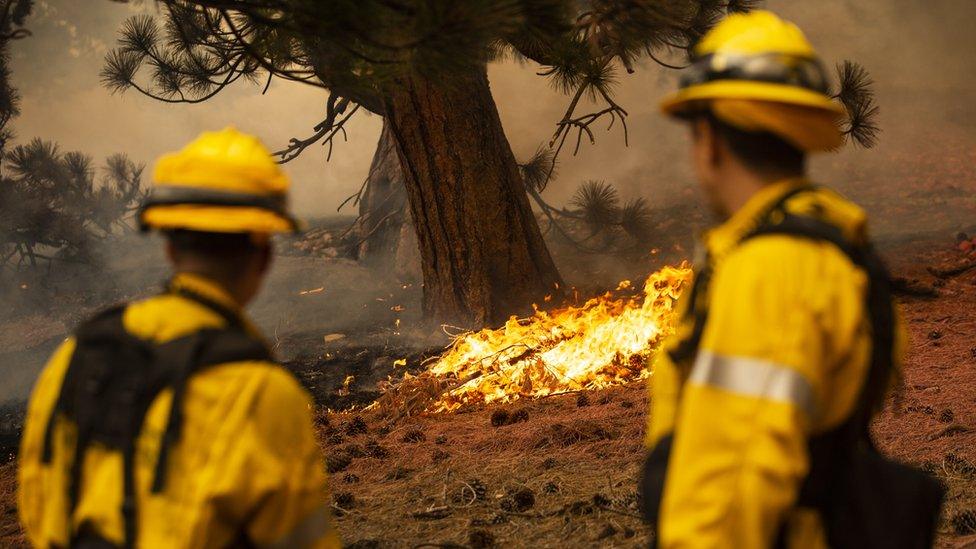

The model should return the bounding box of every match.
[703,177,809,260]
[168,272,243,318]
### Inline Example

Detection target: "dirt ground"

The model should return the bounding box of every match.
[1,133,975,546]
[310,242,976,549]
[2,239,975,548]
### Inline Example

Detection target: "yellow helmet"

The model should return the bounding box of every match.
[138,127,301,234]
[659,11,845,151]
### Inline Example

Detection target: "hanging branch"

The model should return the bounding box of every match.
[550,87,629,157]
[530,0,750,193]
[273,93,360,163]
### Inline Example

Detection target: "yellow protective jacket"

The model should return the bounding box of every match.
[646,179,902,549]
[19,273,341,549]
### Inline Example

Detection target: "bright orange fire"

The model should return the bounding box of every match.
[381,264,691,414]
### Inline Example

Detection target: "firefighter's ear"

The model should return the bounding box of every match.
[690,117,719,176]
[700,117,723,169]
[165,238,177,266]
[257,240,273,276]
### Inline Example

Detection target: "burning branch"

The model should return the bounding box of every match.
[373,264,692,416]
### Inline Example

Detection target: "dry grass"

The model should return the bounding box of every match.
[0,463,27,548]
[2,242,976,547]
[320,386,652,548]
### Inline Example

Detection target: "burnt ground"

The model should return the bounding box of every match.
[2,134,976,547]
[292,239,976,549]
[1,239,975,548]
[312,241,976,549]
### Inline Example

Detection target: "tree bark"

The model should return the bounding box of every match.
[383,65,563,327]
[354,122,409,268]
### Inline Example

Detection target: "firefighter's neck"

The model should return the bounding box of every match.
[713,159,802,220]
[174,267,256,308]
[168,260,263,308]
[166,242,270,308]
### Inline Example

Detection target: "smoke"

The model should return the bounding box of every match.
[9,0,382,218]
[0,231,421,403]
[494,0,976,230]
[2,0,975,403]
[12,1,975,224]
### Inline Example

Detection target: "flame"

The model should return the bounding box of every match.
[412,264,691,412]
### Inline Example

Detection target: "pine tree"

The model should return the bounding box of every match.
[102,1,877,327]
[0,140,146,271]
[0,0,33,162]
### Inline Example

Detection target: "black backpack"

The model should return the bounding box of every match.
[639,187,945,548]
[40,286,274,549]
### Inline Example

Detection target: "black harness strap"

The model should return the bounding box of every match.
[167,283,245,330]
[147,333,204,495]
[645,187,895,542]
[150,327,271,493]
[40,286,273,549]
[668,184,818,366]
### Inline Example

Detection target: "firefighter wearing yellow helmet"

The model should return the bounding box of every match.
[19,128,341,548]
[640,10,943,549]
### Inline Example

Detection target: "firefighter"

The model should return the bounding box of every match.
[641,10,942,549]
[18,128,341,548]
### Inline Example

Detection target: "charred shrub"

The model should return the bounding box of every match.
[326,451,353,473]
[939,409,955,423]
[344,416,368,436]
[490,408,529,427]
[500,487,535,512]
[468,529,495,548]
[326,432,345,445]
[951,509,976,535]
[401,427,425,443]
[451,479,487,505]
[343,443,366,458]
[364,439,389,459]
[334,491,355,509]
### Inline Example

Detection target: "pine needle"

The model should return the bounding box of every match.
[519,146,557,193]
[834,60,881,148]
[571,180,620,232]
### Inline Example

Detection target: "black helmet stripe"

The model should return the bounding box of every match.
[680,53,830,95]
[137,185,299,232]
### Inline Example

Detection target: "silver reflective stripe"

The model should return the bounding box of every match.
[261,505,332,549]
[689,351,818,419]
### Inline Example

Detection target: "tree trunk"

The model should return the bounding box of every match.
[354,122,410,269]
[383,65,563,327]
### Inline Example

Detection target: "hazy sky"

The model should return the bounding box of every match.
[9,1,976,217]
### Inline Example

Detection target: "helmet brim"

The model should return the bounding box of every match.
[140,204,303,234]
[660,80,845,117]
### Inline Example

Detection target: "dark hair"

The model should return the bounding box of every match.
[698,111,805,176]
[164,229,262,260]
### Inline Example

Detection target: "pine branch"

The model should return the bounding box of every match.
[273,94,360,163]
[518,145,557,193]
[833,60,881,148]
[619,197,653,240]
[571,179,620,233]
